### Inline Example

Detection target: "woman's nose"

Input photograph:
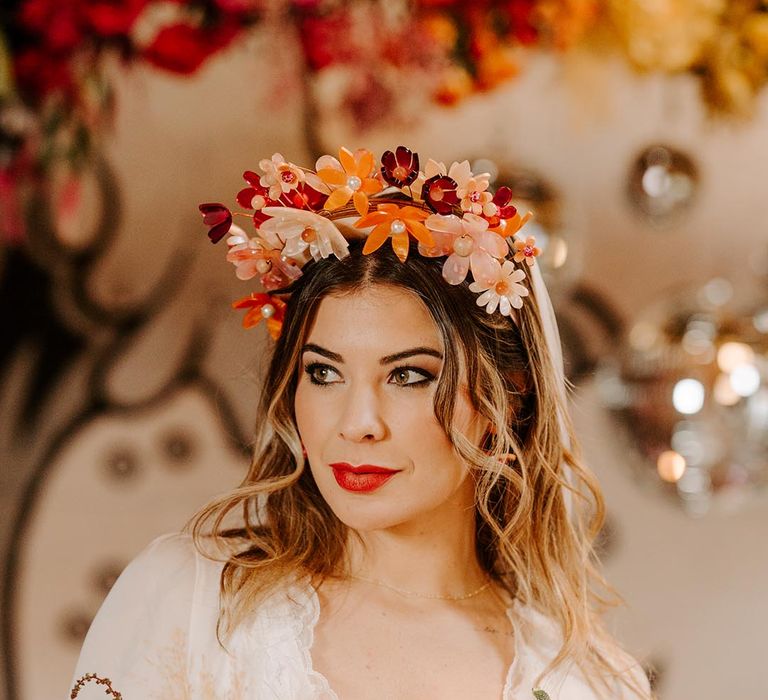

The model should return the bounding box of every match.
[336,383,387,443]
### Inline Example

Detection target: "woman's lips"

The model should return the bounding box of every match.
[329,463,400,493]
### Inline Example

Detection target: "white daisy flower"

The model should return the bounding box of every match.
[468,259,529,316]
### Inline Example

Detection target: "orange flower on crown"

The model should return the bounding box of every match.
[354,203,434,263]
[232,293,286,339]
[314,147,383,216]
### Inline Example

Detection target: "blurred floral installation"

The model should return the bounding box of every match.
[1,0,767,518]
[3,0,768,243]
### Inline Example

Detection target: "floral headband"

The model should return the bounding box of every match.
[199,146,538,339]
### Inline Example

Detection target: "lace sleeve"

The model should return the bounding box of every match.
[67,533,198,700]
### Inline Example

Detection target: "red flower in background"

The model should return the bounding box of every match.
[81,0,150,37]
[143,21,242,74]
[502,0,538,45]
[14,50,75,100]
[212,0,263,13]
[297,10,355,71]
[19,0,149,46]
[19,1,81,52]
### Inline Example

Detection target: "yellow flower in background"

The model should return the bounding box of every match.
[0,31,13,98]
[744,13,768,58]
[607,0,725,72]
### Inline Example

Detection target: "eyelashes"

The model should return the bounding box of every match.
[303,362,436,389]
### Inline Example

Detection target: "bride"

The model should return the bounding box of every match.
[69,146,652,700]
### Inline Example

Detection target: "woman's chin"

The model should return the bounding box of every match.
[327,499,414,533]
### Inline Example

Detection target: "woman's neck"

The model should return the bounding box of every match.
[342,495,488,598]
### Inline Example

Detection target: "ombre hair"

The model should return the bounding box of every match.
[188,233,652,699]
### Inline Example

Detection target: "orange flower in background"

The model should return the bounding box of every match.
[476,44,520,90]
[535,0,599,50]
[355,203,433,262]
[315,147,383,216]
[434,64,474,105]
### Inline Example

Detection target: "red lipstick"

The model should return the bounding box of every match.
[329,463,400,493]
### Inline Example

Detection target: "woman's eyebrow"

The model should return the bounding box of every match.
[301,343,442,365]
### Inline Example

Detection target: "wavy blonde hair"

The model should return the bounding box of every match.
[188,235,652,699]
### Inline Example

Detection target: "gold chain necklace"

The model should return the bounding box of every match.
[348,574,492,601]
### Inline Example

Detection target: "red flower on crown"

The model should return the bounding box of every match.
[199,203,232,243]
[381,146,420,188]
[422,174,459,214]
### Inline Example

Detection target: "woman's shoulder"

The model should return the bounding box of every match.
[509,600,650,699]
[127,530,247,577]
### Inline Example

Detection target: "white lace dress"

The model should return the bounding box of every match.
[68,533,649,700]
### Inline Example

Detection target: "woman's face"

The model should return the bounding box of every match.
[294,284,486,533]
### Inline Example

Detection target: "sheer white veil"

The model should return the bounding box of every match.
[516,232,575,517]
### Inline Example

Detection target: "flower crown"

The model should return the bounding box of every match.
[199,146,538,339]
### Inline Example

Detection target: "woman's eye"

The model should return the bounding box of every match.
[389,367,435,387]
[304,363,434,388]
[304,363,341,386]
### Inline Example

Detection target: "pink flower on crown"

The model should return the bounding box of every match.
[259,207,350,262]
[225,225,302,287]
[457,175,497,217]
[258,153,305,201]
[469,259,529,316]
[421,213,508,285]
[512,235,541,267]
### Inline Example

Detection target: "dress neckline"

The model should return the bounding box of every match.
[295,579,525,700]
